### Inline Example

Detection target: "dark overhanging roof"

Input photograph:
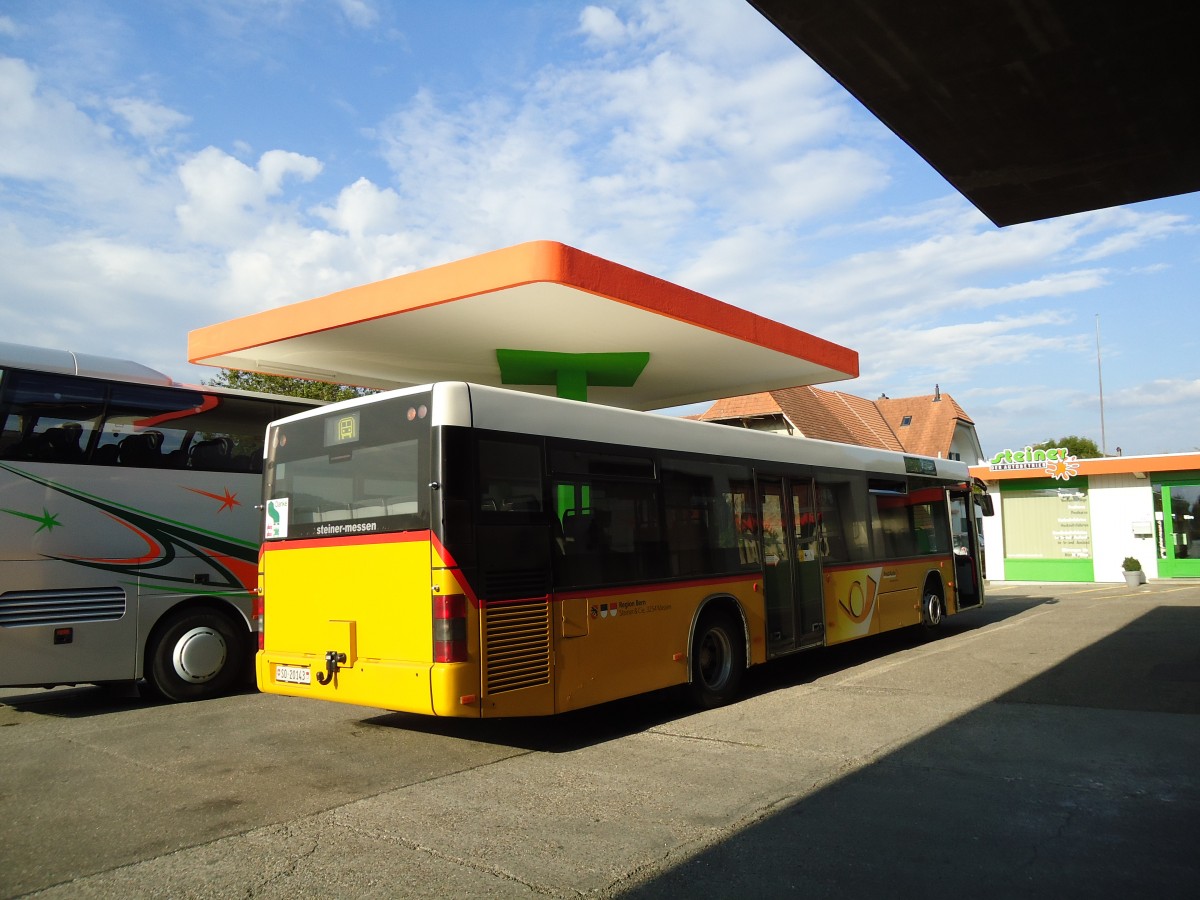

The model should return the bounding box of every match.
[747,1,1200,227]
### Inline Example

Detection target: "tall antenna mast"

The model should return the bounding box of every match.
[1095,314,1107,455]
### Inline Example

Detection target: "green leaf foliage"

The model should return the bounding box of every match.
[204,369,372,403]
[1032,435,1103,459]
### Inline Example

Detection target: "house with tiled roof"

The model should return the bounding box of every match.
[697,384,984,463]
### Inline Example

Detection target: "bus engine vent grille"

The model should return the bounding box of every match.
[0,587,127,627]
[484,599,550,695]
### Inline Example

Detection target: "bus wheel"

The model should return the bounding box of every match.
[922,591,945,630]
[146,608,246,702]
[688,612,746,709]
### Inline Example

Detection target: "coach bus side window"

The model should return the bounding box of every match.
[0,371,104,463]
[101,384,199,468]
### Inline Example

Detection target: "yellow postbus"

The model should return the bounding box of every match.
[256,382,986,717]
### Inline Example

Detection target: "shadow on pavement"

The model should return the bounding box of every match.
[361,593,1056,753]
[0,682,261,718]
[613,604,1200,899]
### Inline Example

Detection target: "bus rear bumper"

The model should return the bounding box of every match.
[256,650,481,717]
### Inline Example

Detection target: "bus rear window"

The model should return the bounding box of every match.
[264,395,431,539]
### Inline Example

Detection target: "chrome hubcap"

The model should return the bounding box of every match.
[172,626,227,683]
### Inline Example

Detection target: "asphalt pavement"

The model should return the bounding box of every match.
[2,580,1197,898]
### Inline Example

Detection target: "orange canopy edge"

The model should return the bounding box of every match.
[188,240,859,411]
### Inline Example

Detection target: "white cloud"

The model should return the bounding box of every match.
[947,270,1110,308]
[1109,378,1200,409]
[579,6,627,44]
[314,177,403,238]
[0,223,219,373]
[335,0,379,29]
[1072,209,1192,262]
[109,97,191,142]
[175,147,322,244]
[0,57,176,230]
[855,312,1087,385]
[0,16,20,37]
[258,148,322,192]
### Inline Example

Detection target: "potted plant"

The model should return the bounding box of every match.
[1121,556,1146,587]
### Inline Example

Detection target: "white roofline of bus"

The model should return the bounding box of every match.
[0,341,324,406]
[269,381,970,483]
[0,340,174,386]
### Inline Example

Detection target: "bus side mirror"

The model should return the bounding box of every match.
[977,494,994,517]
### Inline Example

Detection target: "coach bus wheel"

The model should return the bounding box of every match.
[921,591,945,630]
[146,608,246,702]
[688,612,746,709]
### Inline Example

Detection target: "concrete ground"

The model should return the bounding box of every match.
[1,580,1197,898]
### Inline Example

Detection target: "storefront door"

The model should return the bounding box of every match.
[1156,483,1200,578]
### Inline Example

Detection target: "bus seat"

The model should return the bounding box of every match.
[190,437,232,470]
[93,443,121,465]
[292,505,320,524]
[352,499,386,518]
[561,510,598,550]
[35,426,84,462]
[118,431,163,467]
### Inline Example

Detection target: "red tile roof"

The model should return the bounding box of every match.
[878,393,973,458]
[698,385,973,458]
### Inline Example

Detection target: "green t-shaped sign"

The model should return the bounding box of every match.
[496,349,650,402]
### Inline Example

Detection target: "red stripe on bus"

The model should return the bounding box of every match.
[263,530,431,552]
[552,573,757,602]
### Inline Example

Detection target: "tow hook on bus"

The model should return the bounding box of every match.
[315,650,347,685]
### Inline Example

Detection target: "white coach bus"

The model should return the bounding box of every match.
[0,342,316,701]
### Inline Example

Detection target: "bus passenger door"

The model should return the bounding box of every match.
[759,476,825,655]
[950,489,984,610]
[759,478,796,652]
[790,478,824,646]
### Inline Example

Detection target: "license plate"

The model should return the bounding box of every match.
[275,664,311,685]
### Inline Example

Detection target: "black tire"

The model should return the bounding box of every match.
[688,611,746,709]
[146,607,247,702]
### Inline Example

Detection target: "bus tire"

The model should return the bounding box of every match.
[688,611,746,709]
[921,590,945,630]
[146,607,246,702]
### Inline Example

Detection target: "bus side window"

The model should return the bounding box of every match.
[0,371,104,462]
[33,424,85,462]
[815,475,871,562]
[477,438,543,513]
[661,458,753,576]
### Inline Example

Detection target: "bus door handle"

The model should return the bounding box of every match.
[315,650,347,685]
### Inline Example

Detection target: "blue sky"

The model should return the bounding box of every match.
[2,0,1196,459]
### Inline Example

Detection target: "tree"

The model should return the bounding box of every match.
[1032,435,1103,459]
[204,369,372,403]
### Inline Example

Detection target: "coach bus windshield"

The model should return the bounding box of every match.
[263,393,431,540]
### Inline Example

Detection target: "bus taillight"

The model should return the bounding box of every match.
[433,593,467,662]
[251,593,265,651]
